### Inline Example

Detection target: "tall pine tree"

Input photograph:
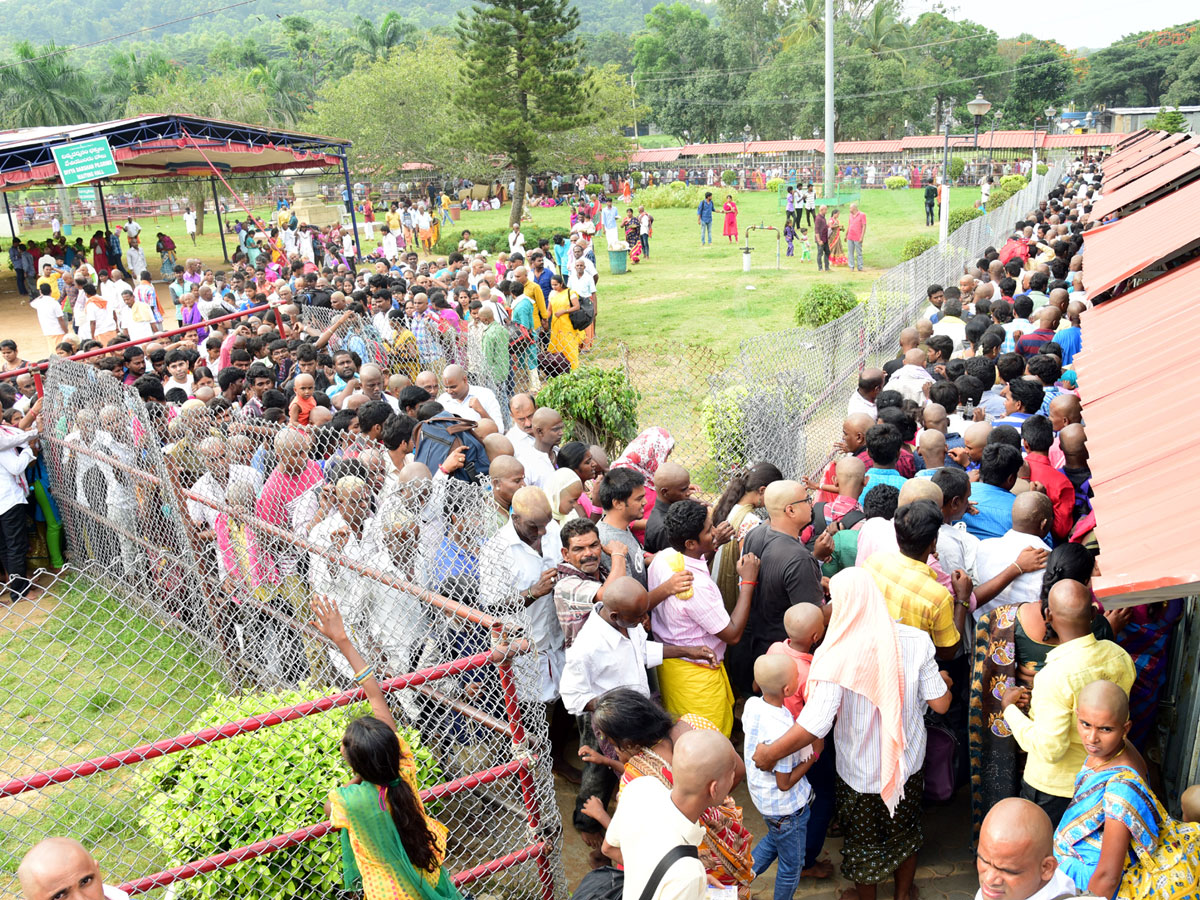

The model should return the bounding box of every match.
[456,0,595,224]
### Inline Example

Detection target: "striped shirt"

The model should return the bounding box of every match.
[863,552,960,649]
[797,624,946,795]
[743,697,813,817]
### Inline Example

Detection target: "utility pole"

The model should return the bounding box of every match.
[631,73,639,149]
[823,0,835,201]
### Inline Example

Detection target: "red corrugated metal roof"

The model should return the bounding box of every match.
[1083,178,1200,295]
[679,142,745,156]
[629,148,682,164]
[747,140,824,153]
[1074,257,1200,603]
[1044,132,1129,148]
[1103,131,1187,177]
[1100,135,1200,194]
[1089,147,1200,221]
[833,140,903,154]
[900,132,1048,150]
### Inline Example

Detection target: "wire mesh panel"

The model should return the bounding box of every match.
[2,359,565,900]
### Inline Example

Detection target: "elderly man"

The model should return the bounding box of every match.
[975,799,1077,900]
[18,837,131,900]
[436,363,503,426]
[506,393,537,453]
[515,406,563,489]
[974,492,1053,620]
[886,349,934,406]
[186,435,264,545]
[1000,580,1135,825]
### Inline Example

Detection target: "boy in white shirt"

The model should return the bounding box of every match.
[744,654,822,900]
[30,284,67,355]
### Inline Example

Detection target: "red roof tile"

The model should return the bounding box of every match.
[833,140,903,154]
[747,140,823,153]
[1100,135,1200,194]
[1074,257,1200,603]
[1089,147,1200,221]
[1082,178,1200,295]
[1044,132,1129,148]
[1102,132,1188,177]
[629,148,681,164]
[679,142,745,156]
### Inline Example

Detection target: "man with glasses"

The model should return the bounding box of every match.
[726,480,834,698]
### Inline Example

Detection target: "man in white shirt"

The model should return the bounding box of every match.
[31,285,67,355]
[604,730,739,900]
[115,289,157,341]
[123,217,141,243]
[480,487,562,702]
[974,492,1052,620]
[186,437,265,538]
[514,407,562,489]
[569,241,597,279]
[975,798,1079,900]
[436,364,503,426]
[0,419,36,602]
[508,223,526,256]
[183,207,197,244]
[506,392,537,453]
[100,271,132,307]
[566,257,596,304]
[847,368,884,419]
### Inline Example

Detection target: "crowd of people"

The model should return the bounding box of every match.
[5,156,1200,900]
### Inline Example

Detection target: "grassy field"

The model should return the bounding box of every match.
[0,584,223,896]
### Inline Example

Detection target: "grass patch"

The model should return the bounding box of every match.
[0,581,224,896]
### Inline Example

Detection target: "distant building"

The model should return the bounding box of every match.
[1098,106,1200,133]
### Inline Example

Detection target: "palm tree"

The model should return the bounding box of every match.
[853,2,909,65]
[101,49,177,118]
[338,13,419,64]
[0,41,94,127]
[248,62,313,126]
[780,0,824,51]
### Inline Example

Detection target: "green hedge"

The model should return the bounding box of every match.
[949,156,966,182]
[947,206,984,234]
[432,223,562,256]
[766,177,785,192]
[900,234,938,261]
[795,283,858,328]
[999,174,1028,193]
[1036,163,1048,176]
[721,169,738,186]
[585,183,604,195]
[536,366,639,454]
[140,686,444,900]
[885,175,909,190]
[638,183,736,210]
[986,188,1014,211]
[701,385,750,474]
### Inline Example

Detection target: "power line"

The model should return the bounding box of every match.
[0,0,262,73]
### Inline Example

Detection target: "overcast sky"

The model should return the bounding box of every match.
[903,0,1197,50]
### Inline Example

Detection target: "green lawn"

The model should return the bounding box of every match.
[0,584,223,896]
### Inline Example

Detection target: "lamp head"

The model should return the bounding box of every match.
[967,90,992,118]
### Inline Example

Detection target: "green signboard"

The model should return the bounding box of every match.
[76,187,96,203]
[51,137,119,187]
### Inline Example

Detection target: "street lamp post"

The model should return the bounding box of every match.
[987,111,1002,172]
[1033,106,1056,173]
[939,90,991,244]
[966,89,992,189]
[742,123,752,189]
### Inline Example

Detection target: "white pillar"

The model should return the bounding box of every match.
[939,182,950,244]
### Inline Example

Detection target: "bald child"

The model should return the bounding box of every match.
[767,603,825,718]
[743,655,823,900]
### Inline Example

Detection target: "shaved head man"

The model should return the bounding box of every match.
[19,838,112,900]
[973,491,1052,618]
[489,455,526,520]
[731,478,826,696]
[643,461,694,553]
[1000,579,1136,825]
[520,407,564,490]
[483,432,514,462]
[850,367,885,418]
[975,798,1074,900]
[436,362,502,425]
[1047,394,1081,433]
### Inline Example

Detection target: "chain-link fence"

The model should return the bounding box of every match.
[0,358,564,900]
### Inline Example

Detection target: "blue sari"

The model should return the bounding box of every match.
[1053,764,1200,898]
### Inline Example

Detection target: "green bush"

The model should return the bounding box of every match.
[701,385,750,475]
[794,283,858,328]
[536,366,639,454]
[139,685,444,900]
[999,174,1027,193]
[900,235,938,261]
[585,183,604,195]
[1036,163,1048,176]
[949,156,966,182]
[946,206,984,234]
[766,177,785,192]
[632,171,644,188]
[432,223,561,256]
[637,183,736,210]
[721,169,738,186]
[885,175,909,190]
[986,188,1014,211]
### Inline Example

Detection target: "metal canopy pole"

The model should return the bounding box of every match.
[341,155,361,261]
[211,176,230,263]
[2,192,15,240]
[96,183,110,231]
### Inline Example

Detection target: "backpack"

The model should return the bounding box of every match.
[568,292,595,330]
[412,413,490,483]
[803,501,865,551]
[572,866,623,900]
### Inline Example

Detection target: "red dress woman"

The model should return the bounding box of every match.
[89,232,111,274]
[722,196,739,242]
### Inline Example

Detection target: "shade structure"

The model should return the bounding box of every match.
[1089,146,1200,221]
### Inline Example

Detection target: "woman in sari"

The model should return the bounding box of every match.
[722,195,739,243]
[89,231,110,274]
[610,426,675,544]
[969,543,1118,840]
[313,595,461,900]
[827,210,846,265]
[710,461,782,611]
[583,688,755,898]
[546,273,582,372]
[155,232,177,279]
[1052,679,1200,898]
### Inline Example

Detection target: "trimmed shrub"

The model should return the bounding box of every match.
[585,183,604,195]
[999,174,1027,193]
[986,188,1014,211]
[638,183,736,210]
[1036,163,1048,176]
[885,175,909,190]
[794,283,858,328]
[900,235,938,261]
[432,224,560,256]
[536,366,639,454]
[949,156,966,182]
[632,171,644,188]
[721,169,738,186]
[701,385,750,475]
[140,686,444,900]
[669,180,687,189]
[766,177,785,192]
[947,206,984,234]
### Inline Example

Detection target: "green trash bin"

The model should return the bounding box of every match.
[608,248,629,275]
